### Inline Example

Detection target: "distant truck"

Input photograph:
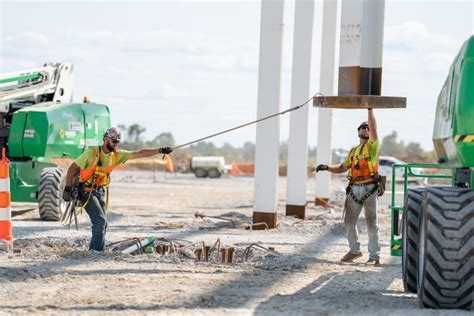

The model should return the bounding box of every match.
[191,156,225,178]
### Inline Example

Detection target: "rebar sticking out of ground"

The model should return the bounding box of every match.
[204,246,211,262]
[195,248,203,261]
[194,211,237,228]
[227,247,234,263]
[245,222,269,230]
[220,248,226,263]
[242,243,279,262]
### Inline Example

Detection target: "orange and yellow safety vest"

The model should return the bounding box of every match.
[347,142,379,184]
[79,147,119,187]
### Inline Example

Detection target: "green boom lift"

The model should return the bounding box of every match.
[0,63,111,220]
[391,36,474,309]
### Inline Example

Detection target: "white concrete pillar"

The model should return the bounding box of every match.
[253,0,285,229]
[286,0,315,219]
[339,0,385,95]
[315,0,340,203]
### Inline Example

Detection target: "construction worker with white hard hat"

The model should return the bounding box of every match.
[63,127,173,251]
[316,109,383,266]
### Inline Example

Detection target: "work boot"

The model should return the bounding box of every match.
[365,259,380,267]
[340,251,362,262]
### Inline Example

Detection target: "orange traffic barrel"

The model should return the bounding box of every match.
[0,147,12,250]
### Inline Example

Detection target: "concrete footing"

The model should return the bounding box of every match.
[252,212,277,229]
[285,204,306,219]
[315,197,330,207]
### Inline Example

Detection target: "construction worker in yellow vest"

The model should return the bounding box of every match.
[316,109,382,266]
[62,127,173,251]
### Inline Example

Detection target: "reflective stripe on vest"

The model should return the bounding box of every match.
[79,147,119,186]
[347,142,379,183]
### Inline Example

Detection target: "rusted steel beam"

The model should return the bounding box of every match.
[313,95,406,109]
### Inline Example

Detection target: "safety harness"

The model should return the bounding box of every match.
[345,142,384,205]
[79,146,119,211]
[63,147,119,229]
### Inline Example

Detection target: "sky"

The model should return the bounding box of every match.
[1,0,473,152]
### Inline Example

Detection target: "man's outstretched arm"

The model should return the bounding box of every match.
[128,147,173,160]
[368,109,378,141]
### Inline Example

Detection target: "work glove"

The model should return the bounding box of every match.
[159,147,173,155]
[63,186,73,202]
[316,164,329,172]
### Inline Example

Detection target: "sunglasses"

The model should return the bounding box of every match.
[110,139,120,144]
[359,125,369,130]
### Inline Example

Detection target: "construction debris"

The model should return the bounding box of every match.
[108,236,278,265]
[245,222,269,230]
[194,211,237,228]
[121,237,156,255]
[242,243,280,262]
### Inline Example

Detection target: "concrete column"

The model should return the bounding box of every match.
[339,0,385,95]
[286,0,315,219]
[315,0,340,203]
[253,0,285,229]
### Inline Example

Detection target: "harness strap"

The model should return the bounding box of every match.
[362,143,375,177]
[347,183,379,205]
[347,147,357,179]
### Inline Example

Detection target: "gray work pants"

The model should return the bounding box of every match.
[344,183,380,260]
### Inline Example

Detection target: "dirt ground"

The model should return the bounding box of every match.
[0,171,471,315]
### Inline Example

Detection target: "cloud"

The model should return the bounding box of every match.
[385,21,430,49]
[383,21,465,77]
[4,31,49,47]
[385,20,464,52]
[2,27,259,76]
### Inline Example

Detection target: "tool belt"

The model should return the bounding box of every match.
[80,183,105,193]
[345,174,386,205]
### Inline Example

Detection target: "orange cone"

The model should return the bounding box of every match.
[0,147,12,252]
[164,155,174,173]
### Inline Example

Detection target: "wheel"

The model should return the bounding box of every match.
[402,188,425,294]
[194,168,208,178]
[38,167,67,221]
[207,169,221,179]
[418,187,473,310]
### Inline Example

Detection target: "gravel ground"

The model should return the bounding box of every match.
[0,171,471,315]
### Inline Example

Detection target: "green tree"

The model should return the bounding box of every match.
[127,123,147,143]
[217,142,242,161]
[380,131,405,157]
[242,141,255,162]
[150,132,175,147]
[405,142,423,158]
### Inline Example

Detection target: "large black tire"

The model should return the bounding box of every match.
[38,167,67,221]
[207,168,221,179]
[418,187,473,310]
[402,188,425,294]
[194,168,208,178]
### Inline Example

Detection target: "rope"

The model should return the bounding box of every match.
[172,92,323,150]
[60,184,96,230]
